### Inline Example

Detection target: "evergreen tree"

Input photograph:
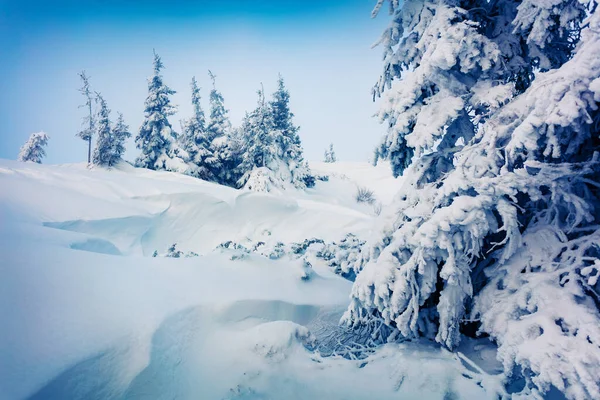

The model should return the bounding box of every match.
[206,70,231,142]
[179,77,217,180]
[323,143,336,163]
[346,1,600,398]
[76,71,95,165]
[110,112,131,166]
[92,93,112,167]
[18,132,49,163]
[135,50,177,170]
[269,75,314,188]
[270,75,299,158]
[206,70,241,185]
[216,126,246,187]
[238,86,277,188]
[238,80,314,191]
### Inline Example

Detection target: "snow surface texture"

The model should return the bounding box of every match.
[0,159,508,399]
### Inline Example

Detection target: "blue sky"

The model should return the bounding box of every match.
[0,0,389,164]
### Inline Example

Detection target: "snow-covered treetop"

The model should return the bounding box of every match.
[190,76,205,130]
[92,92,113,167]
[207,70,231,141]
[76,71,95,142]
[145,50,177,118]
[18,132,49,163]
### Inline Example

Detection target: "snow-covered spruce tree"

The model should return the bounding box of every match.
[179,77,218,180]
[76,71,95,165]
[345,1,600,398]
[92,93,112,167]
[205,70,241,186]
[237,86,280,191]
[18,132,49,163]
[218,126,246,187]
[206,70,231,143]
[323,143,336,163]
[270,75,314,188]
[110,112,131,166]
[135,51,180,171]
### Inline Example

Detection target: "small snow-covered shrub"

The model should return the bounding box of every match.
[355,186,376,205]
[319,234,367,280]
[216,240,250,260]
[252,241,287,260]
[153,243,199,258]
[212,236,365,281]
[314,173,329,182]
[291,238,325,255]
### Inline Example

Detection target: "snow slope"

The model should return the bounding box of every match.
[0,159,502,399]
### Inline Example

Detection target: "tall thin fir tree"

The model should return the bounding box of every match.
[110,112,131,166]
[18,132,49,163]
[92,93,112,167]
[206,70,231,142]
[323,143,336,163]
[76,71,95,165]
[135,50,177,170]
[238,84,276,187]
[206,70,241,186]
[270,75,299,158]
[179,76,216,180]
[237,85,280,191]
[269,75,314,188]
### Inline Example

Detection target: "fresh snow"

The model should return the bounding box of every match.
[0,158,503,399]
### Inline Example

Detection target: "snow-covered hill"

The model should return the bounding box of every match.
[0,159,503,399]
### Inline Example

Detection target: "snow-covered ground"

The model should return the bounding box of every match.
[0,159,503,399]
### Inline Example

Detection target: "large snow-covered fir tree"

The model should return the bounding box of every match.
[179,77,218,180]
[92,93,112,167]
[135,51,180,171]
[18,132,49,163]
[76,71,95,165]
[345,1,600,399]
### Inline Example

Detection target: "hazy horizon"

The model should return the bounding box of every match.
[0,0,389,164]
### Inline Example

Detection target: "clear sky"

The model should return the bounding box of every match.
[0,0,389,164]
